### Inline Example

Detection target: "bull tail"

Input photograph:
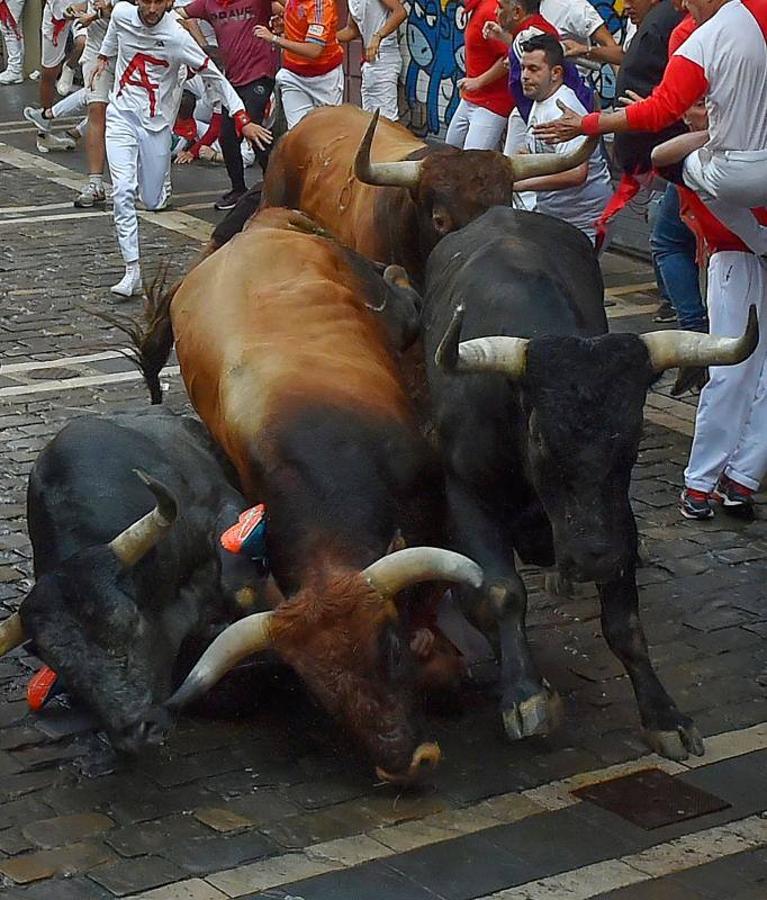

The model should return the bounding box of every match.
[135,267,178,404]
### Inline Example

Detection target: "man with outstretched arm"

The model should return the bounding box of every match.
[90,0,272,298]
[533,0,767,258]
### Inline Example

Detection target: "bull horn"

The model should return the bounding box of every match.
[354,109,423,189]
[641,305,758,373]
[436,304,528,380]
[109,469,178,568]
[164,611,274,710]
[363,547,483,597]
[506,136,598,182]
[0,613,24,656]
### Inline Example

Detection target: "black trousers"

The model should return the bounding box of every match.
[221,76,274,193]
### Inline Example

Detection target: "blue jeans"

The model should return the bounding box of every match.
[649,183,708,332]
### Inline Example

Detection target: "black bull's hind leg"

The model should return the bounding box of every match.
[446,479,563,741]
[598,565,704,761]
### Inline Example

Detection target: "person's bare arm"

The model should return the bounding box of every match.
[458,56,506,96]
[254,23,324,58]
[364,0,405,60]
[563,24,623,66]
[514,161,589,192]
[337,16,361,43]
[651,130,708,169]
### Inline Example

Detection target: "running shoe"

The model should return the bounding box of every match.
[0,67,23,84]
[679,488,714,520]
[653,301,677,324]
[36,132,76,153]
[712,475,755,519]
[74,183,106,208]
[24,106,51,132]
[214,188,245,211]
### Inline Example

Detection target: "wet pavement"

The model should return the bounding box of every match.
[1,80,766,899]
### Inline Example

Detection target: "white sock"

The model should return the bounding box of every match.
[89,174,103,191]
[126,261,140,279]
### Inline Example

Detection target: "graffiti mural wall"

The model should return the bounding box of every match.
[399,0,627,136]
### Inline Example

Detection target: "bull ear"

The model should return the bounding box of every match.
[386,529,407,554]
[0,613,24,657]
[436,305,528,380]
[640,306,758,373]
[363,547,483,598]
[109,470,178,568]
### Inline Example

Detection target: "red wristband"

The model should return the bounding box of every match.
[581,112,601,137]
[232,110,251,138]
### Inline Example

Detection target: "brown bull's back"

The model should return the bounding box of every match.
[262,105,425,263]
[171,210,412,495]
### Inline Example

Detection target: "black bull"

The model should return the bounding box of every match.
[0,408,264,753]
[422,207,758,761]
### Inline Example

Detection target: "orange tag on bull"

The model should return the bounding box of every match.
[220,504,267,557]
[27,665,59,712]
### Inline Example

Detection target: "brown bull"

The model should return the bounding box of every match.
[138,208,483,782]
[260,105,595,283]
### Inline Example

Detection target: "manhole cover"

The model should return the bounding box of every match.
[572,768,731,830]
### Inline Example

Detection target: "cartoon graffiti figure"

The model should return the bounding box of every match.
[404,0,466,134]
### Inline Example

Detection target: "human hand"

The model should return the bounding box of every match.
[409,628,435,659]
[242,121,273,150]
[562,38,588,57]
[532,99,584,143]
[482,20,502,40]
[457,76,480,97]
[253,24,274,43]
[364,34,381,62]
[618,88,644,106]
[89,56,108,89]
[269,13,283,33]
[174,149,195,165]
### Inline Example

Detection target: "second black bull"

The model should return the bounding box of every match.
[422,206,758,761]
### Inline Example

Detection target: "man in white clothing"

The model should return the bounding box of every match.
[513,34,611,245]
[0,0,26,83]
[91,0,271,297]
[540,0,623,66]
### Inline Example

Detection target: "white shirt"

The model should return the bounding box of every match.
[524,84,612,241]
[347,0,400,59]
[100,3,244,131]
[541,0,605,42]
[675,0,767,152]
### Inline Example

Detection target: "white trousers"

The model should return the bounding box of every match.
[41,3,71,68]
[0,0,25,75]
[503,108,527,156]
[51,85,86,118]
[685,251,767,493]
[684,148,767,256]
[360,51,400,121]
[446,98,507,151]
[106,108,170,264]
[275,64,344,130]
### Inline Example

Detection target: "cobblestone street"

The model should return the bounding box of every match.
[1,84,766,900]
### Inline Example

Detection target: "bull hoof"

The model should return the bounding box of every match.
[502,683,563,741]
[544,572,574,599]
[643,724,705,761]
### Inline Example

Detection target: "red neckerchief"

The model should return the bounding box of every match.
[51,15,69,46]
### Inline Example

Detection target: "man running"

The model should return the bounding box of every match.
[533,0,767,258]
[175,0,277,210]
[91,0,272,297]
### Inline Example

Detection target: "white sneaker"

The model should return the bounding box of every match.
[56,65,75,95]
[0,68,23,85]
[24,106,51,132]
[36,131,76,153]
[110,269,143,298]
[74,183,106,208]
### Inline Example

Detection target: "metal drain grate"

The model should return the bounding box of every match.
[572,768,731,830]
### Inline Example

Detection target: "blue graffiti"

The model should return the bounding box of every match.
[404,0,465,134]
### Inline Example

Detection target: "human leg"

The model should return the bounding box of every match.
[684,252,763,494]
[275,68,319,130]
[39,9,70,109]
[106,109,142,294]
[683,148,767,256]
[649,183,707,332]
[0,0,25,83]
[463,105,507,151]
[76,49,113,207]
[360,55,400,121]
[445,98,472,148]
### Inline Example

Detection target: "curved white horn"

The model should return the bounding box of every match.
[641,305,759,373]
[506,137,598,182]
[354,109,423,188]
[109,469,178,568]
[0,613,24,657]
[436,305,528,379]
[363,547,483,597]
[165,611,274,710]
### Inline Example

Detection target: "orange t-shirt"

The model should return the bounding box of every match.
[283,0,344,77]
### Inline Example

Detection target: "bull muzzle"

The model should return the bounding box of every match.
[376,742,442,784]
